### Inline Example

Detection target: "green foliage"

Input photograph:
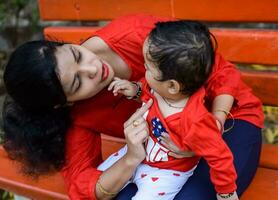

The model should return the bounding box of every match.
[0,0,39,31]
[263,106,278,144]
[0,190,14,200]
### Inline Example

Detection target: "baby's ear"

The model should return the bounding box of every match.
[167,80,181,94]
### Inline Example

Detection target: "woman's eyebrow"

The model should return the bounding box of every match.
[70,46,77,62]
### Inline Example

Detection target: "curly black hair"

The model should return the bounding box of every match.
[3,40,67,112]
[2,96,71,177]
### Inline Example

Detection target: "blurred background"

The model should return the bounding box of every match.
[0,0,277,199]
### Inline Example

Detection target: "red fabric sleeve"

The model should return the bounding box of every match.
[205,53,241,102]
[183,114,237,193]
[61,126,103,200]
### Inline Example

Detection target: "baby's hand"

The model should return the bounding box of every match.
[108,77,137,97]
[159,133,195,158]
[217,192,239,200]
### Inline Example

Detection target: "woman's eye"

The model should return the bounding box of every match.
[76,50,82,63]
[72,47,82,63]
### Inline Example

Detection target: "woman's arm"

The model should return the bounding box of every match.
[211,94,234,131]
[205,54,240,130]
[63,99,152,200]
[95,99,152,199]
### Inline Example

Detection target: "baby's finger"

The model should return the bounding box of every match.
[108,77,122,91]
[113,85,127,94]
[108,80,118,91]
[113,77,121,81]
[158,138,170,149]
[161,132,170,139]
[168,151,187,159]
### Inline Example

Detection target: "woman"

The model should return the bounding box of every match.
[3,14,263,200]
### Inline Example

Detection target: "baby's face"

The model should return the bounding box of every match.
[143,38,170,98]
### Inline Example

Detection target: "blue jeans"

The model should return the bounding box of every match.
[116,119,262,200]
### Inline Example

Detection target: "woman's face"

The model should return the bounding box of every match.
[55,44,114,102]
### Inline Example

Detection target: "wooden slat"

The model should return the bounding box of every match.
[45,27,278,66]
[241,167,278,200]
[1,141,278,200]
[260,144,278,170]
[39,0,278,22]
[44,27,100,44]
[0,135,124,200]
[241,71,278,106]
[212,29,278,66]
[0,146,68,200]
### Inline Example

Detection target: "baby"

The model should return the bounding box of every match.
[104,20,238,200]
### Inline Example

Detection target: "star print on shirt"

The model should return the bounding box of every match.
[151,117,168,138]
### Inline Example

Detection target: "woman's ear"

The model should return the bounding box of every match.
[167,80,181,94]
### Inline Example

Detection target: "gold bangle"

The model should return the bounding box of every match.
[214,109,229,116]
[96,181,117,197]
[215,109,235,133]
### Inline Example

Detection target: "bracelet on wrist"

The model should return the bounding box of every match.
[127,81,142,100]
[217,191,238,200]
[96,181,117,197]
[214,109,235,133]
[218,192,234,198]
[214,116,224,133]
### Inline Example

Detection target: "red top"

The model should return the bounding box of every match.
[140,79,237,193]
[61,14,263,199]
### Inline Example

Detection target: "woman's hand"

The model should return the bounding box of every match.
[123,99,153,164]
[159,133,195,158]
[108,77,137,97]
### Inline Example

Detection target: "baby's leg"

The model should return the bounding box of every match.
[132,164,195,200]
[97,145,128,171]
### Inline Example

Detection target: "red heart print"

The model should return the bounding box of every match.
[141,173,147,178]
[151,177,159,182]
[113,152,119,156]
[173,173,180,176]
[158,192,165,196]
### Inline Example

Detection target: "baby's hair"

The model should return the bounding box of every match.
[148,20,216,95]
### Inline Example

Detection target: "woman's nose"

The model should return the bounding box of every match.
[80,66,97,79]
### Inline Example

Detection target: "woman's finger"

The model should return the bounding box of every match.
[124,99,153,128]
[125,118,148,137]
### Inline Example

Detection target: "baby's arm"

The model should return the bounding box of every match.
[108,77,139,98]
[217,192,239,200]
[185,115,238,200]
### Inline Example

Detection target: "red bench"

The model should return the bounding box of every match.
[0,0,277,199]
